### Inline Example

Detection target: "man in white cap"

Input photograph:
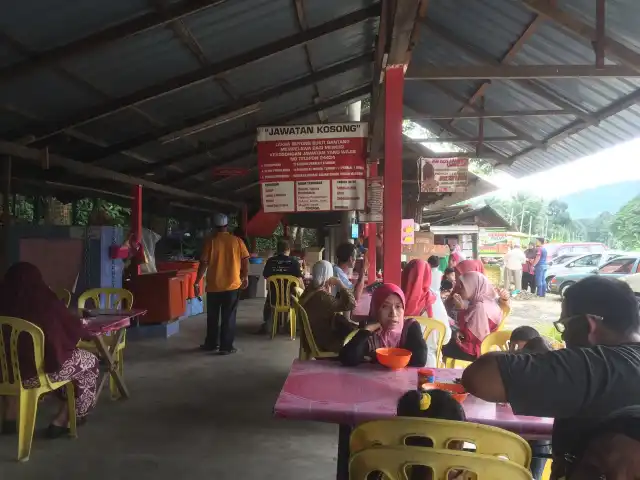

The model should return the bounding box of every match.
[194,213,250,354]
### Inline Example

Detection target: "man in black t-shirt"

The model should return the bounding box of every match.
[256,238,303,334]
[462,276,640,480]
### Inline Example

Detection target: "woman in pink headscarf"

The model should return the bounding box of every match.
[442,271,502,361]
[340,284,427,367]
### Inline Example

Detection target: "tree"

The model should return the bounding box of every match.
[610,196,640,250]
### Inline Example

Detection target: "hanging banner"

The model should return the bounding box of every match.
[257,123,367,213]
[359,176,383,223]
[401,219,415,245]
[419,157,469,193]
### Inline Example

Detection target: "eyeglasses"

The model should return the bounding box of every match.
[554,314,604,334]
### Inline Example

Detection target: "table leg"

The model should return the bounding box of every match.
[337,424,352,480]
[92,330,129,400]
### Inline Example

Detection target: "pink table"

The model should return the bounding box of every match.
[82,309,146,400]
[274,360,552,479]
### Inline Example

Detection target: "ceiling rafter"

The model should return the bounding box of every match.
[0,0,228,84]
[7,4,380,144]
[150,0,237,100]
[422,19,594,122]
[523,0,640,74]
[446,16,542,128]
[426,81,544,148]
[86,53,372,165]
[405,64,638,80]
[292,0,326,123]
[168,84,372,185]
[0,140,241,207]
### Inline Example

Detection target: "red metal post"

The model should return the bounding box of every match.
[383,65,404,286]
[367,163,377,284]
[131,184,143,276]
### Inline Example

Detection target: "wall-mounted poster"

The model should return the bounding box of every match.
[420,157,469,193]
[257,123,367,213]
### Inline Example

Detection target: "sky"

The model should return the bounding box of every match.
[405,121,640,199]
[486,137,640,198]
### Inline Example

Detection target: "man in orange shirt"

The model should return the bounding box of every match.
[194,213,249,355]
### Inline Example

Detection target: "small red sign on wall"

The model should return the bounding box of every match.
[212,167,250,177]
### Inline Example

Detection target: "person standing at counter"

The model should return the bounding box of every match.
[195,213,249,355]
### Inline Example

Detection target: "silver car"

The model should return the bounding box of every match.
[545,251,627,291]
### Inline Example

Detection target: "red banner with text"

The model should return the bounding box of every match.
[257,123,367,213]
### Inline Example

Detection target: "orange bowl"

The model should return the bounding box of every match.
[375,348,412,369]
[421,382,469,404]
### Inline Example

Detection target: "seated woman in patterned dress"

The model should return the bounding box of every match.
[0,262,99,438]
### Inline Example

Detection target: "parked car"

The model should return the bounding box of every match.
[545,251,627,291]
[544,242,608,262]
[622,273,640,298]
[549,255,640,297]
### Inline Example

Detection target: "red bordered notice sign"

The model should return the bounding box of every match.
[257,122,367,213]
[420,157,469,193]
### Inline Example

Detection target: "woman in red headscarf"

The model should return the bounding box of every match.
[402,260,452,367]
[340,283,427,367]
[0,262,99,438]
[442,271,502,361]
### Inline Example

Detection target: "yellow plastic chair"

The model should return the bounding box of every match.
[496,302,511,331]
[480,330,513,355]
[0,317,77,462]
[415,317,447,367]
[267,275,299,340]
[54,288,71,308]
[294,299,338,360]
[77,288,133,400]
[77,288,133,310]
[546,337,565,350]
[343,329,358,346]
[349,445,533,480]
[351,417,531,468]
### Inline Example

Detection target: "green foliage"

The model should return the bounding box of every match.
[610,195,640,250]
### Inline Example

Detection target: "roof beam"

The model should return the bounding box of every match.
[369,0,425,158]
[508,85,640,163]
[404,105,513,162]
[426,82,544,148]
[423,19,593,121]
[523,0,640,74]
[166,85,372,183]
[292,0,325,122]
[405,65,639,80]
[447,16,542,128]
[405,109,574,120]
[85,52,372,163]
[10,4,381,144]
[150,0,237,100]
[0,0,228,84]
[0,140,242,207]
[405,136,525,143]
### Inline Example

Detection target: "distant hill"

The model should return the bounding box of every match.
[558,181,640,218]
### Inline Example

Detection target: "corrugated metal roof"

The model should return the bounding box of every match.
[405,0,640,179]
[1,0,640,210]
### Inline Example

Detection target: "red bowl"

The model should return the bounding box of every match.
[421,382,469,404]
[375,347,412,370]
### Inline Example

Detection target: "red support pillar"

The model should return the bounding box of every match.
[131,185,142,276]
[382,65,404,286]
[367,163,377,284]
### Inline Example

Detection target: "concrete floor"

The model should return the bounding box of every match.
[0,299,337,479]
[0,296,560,478]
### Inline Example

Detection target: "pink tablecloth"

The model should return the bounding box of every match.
[274,360,553,440]
[84,309,146,335]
